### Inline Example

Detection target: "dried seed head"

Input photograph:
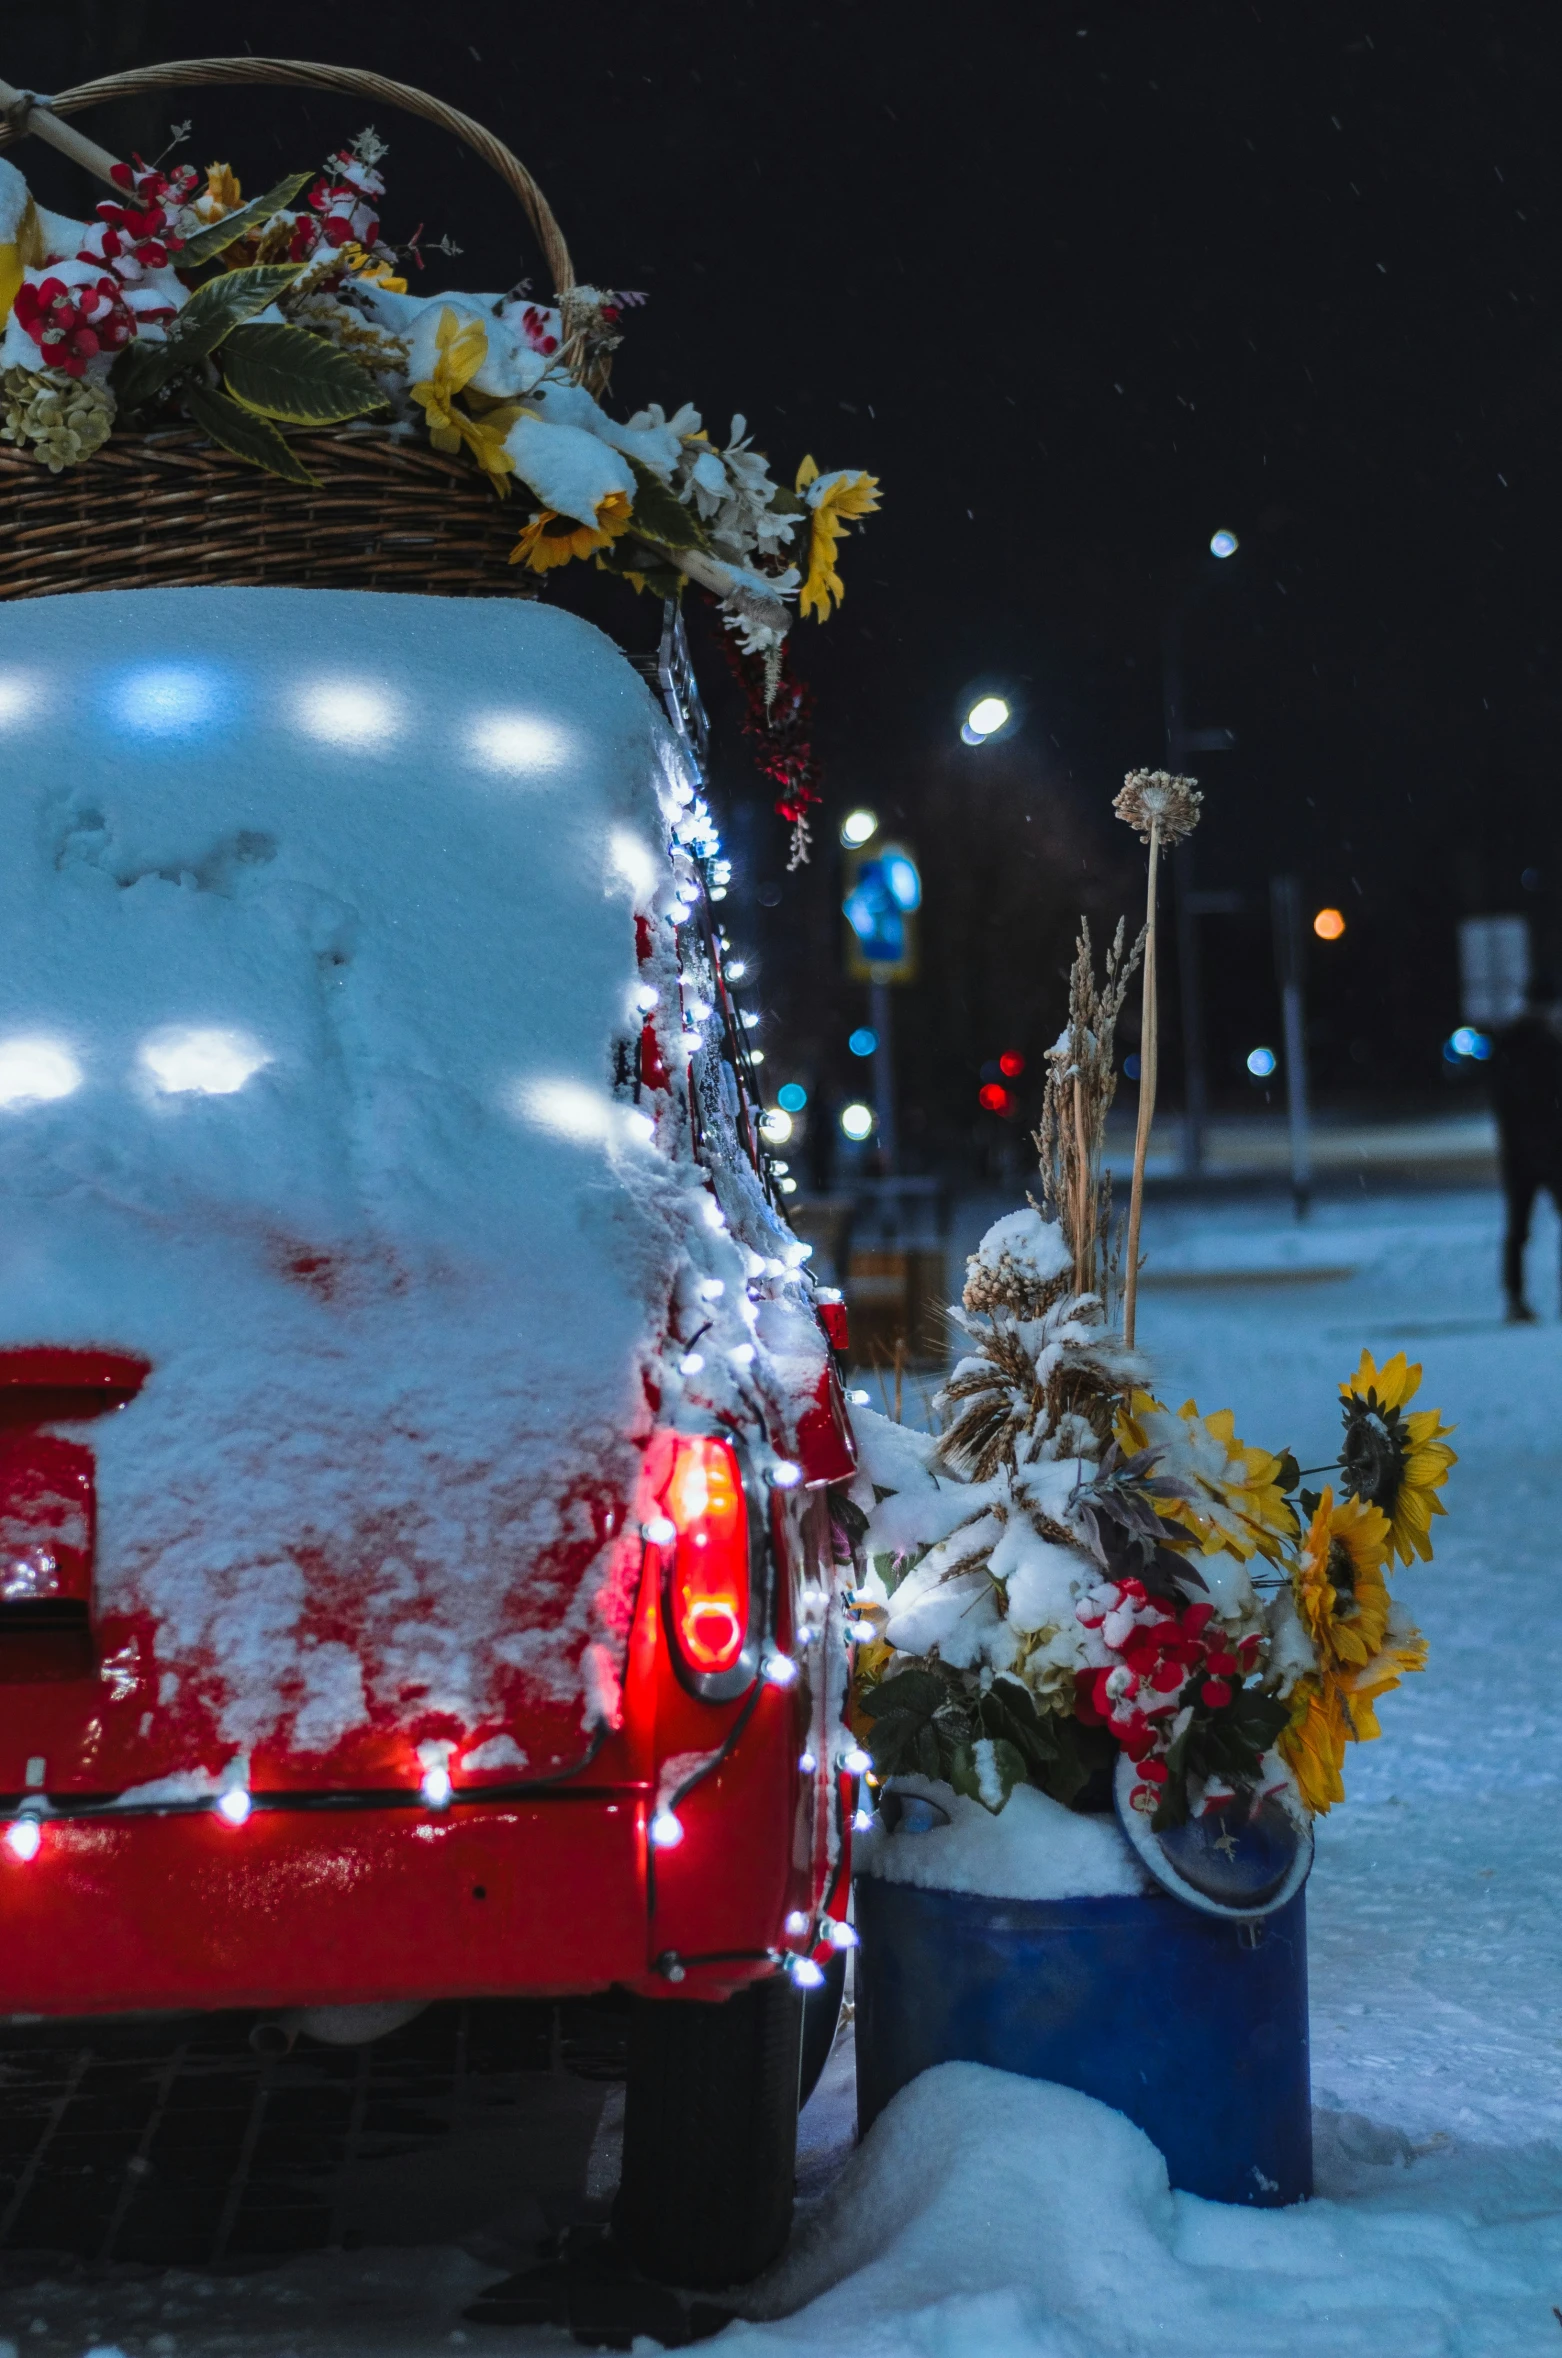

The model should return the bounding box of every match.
[1113,768,1203,847]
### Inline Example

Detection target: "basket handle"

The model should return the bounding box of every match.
[0,55,576,299]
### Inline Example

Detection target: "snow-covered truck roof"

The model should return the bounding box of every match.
[0,586,813,1787]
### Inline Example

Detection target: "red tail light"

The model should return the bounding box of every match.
[646,1432,754,1693]
[0,1349,148,1681]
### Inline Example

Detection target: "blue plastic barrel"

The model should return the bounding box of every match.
[854,1875,1311,2206]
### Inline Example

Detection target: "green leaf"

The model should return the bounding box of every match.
[625,455,708,550]
[220,322,384,424]
[109,335,175,413]
[949,1735,1026,1814]
[858,1668,945,1722]
[166,265,305,363]
[181,381,317,484]
[1275,1450,1301,1495]
[179,171,314,268]
[110,263,305,410]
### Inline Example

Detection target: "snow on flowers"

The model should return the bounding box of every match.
[0,125,878,659]
[849,921,1455,1833]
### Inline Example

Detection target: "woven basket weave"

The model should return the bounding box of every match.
[0,58,578,604]
[0,427,534,601]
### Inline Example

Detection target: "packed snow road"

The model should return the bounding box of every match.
[6,1186,1562,2355]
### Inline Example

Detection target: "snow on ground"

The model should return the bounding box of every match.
[9,1185,1562,2353]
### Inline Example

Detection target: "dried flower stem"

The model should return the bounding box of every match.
[1123,821,1161,1349]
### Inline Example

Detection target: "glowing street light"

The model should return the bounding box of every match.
[961,694,1011,746]
[840,808,879,846]
[1209,529,1239,559]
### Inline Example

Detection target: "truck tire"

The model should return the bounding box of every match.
[798,1946,847,2108]
[617,1973,803,2287]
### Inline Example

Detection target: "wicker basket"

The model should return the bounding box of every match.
[0,57,581,603]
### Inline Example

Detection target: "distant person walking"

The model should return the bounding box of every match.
[1488,989,1562,1321]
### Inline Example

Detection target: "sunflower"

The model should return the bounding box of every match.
[796,456,882,620]
[510,492,634,573]
[1280,1674,1348,1814]
[1278,1485,1427,1812]
[1338,1350,1456,1564]
[1115,1391,1296,1562]
[1291,1486,1392,1672]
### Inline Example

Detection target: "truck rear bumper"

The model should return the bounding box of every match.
[0,1796,650,2018]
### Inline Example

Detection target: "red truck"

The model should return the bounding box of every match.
[0,583,861,2286]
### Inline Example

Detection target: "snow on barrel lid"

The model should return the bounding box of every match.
[0,587,695,1767]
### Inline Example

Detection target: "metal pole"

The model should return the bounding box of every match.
[870,977,897,1173]
[1164,605,1208,1174]
[1270,876,1312,1219]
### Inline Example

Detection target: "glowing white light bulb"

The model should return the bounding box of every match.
[643,1515,677,1546]
[788,1955,826,1989]
[798,1750,817,1775]
[785,1909,810,1937]
[826,1918,860,1951]
[763,1653,799,1687]
[699,1278,725,1301]
[215,1788,252,1827]
[421,1765,453,1810]
[140,1027,271,1097]
[852,1806,875,1832]
[635,985,660,1012]
[759,1108,793,1144]
[650,1808,684,1849]
[5,1816,41,1861]
[848,1621,878,1644]
[779,1177,797,1193]
[840,809,879,847]
[0,1038,82,1108]
[1210,528,1239,559]
[965,695,1010,739]
[726,959,748,980]
[678,1352,705,1376]
[769,1460,802,1489]
[841,1746,873,1776]
[729,1343,756,1369]
[847,1388,870,1406]
[840,1102,875,1142]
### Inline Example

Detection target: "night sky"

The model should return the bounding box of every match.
[8,4,1556,1162]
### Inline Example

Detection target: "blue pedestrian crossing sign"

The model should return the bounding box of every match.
[843,841,921,981]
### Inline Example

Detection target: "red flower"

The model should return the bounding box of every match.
[1201,1677,1233,1709]
[13,274,132,376]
